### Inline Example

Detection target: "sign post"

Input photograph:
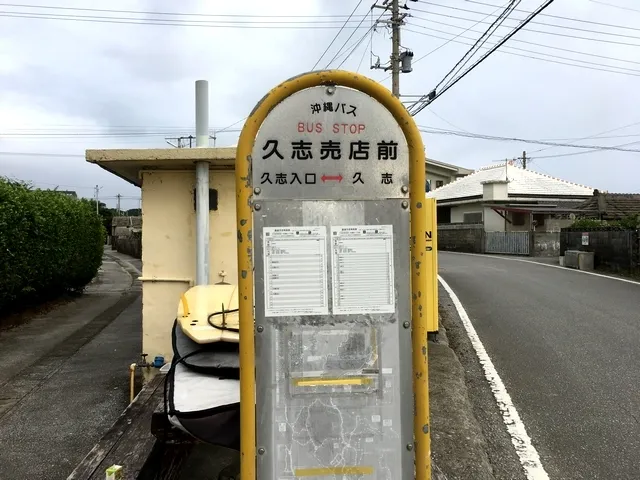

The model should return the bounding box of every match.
[425,198,439,338]
[236,70,431,480]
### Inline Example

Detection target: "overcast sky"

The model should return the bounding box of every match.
[1,0,639,210]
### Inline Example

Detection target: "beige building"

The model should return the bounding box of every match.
[426,158,473,191]
[87,147,237,364]
[87,146,469,363]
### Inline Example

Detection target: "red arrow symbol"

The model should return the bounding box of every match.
[321,174,343,183]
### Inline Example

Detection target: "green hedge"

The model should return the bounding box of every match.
[0,178,106,312]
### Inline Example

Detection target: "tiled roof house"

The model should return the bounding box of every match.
[427,162,596,232]
[575,190,640,221]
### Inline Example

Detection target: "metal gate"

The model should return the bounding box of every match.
[485,231,530,255]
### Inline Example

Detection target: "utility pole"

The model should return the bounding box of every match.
[518,151,527,169]
[165,135,196,148]
[116,194,121,216]
[391,0,400,97]
[371,0,412,98]
[94,185,102,215]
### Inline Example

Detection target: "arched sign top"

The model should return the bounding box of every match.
[239,70,425,171]
[252,85,409,200]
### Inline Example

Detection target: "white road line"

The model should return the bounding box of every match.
[438,275,550,480]
[443,251,640,286]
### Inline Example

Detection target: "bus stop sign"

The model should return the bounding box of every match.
[237,71,430,480]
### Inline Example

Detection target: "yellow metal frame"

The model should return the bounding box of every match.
[235,69,430,480]
[426,198,439,333]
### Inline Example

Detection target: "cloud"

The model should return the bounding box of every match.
[0,0,639,204]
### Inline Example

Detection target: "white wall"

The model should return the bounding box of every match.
[451,203,484,223]
[483,206,506,232]
[427,171,451,190]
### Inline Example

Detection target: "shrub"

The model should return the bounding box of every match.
[570,216,639,230]
[0,178,106,312]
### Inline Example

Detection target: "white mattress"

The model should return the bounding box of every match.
[169,362,240,414]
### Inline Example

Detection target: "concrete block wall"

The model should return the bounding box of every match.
[111,216,143,259]
[113,235,141,259]
[561,229,636,272]
[532,232,560,257]
[112,216,142,228]
[437,223,485,253]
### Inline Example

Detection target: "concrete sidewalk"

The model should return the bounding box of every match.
[0,251,143,480]
[105,246,142,276]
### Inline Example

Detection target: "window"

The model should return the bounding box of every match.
[437,206,451,224]
[533,213,545,227]
[436,180,444,188]
[463,212,483,223]
[193,188,219,211]
[512,212,526,226]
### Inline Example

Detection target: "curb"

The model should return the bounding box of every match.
[104,252,142,294]
[105,251,142,276]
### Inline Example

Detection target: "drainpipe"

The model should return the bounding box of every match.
[195,80,210,286]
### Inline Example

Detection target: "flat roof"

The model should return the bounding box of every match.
[86,147,236,187]
[87,146,471,188]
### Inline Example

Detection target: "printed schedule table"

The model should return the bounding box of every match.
[263,226,329,317]
[331,225,395,315]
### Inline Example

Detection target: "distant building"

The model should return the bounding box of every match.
[426,158,473,192]
[47,189,77,198]
[427,163,595,232]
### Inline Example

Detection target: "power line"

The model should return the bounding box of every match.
[334,7,387,70]
[406,24,640,75]
[324,2,374,69]
[0,151,85,157]
[409,0,558,115]
[387,0,510,82]
[357,12,374,72]
[533,140,640,159]
[540,133,640,141]
[416,126,640,152]
[0,3,371,19]
[312,0,365,70]
[408,11,640,47]
[0,11,374,29]
[443,0,640,32]
[435,0,521,93]
[426,108,471,133]
[526,120,640,155]
[409,16,640,66]
[413,2,640,38]
[337,23,375,69]
[404,27,640,77]
[5,122,640,161]
[588,0,640,15]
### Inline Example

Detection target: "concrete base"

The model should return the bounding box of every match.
[565,250,595,271]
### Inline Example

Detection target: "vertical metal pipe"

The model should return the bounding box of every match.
[196,80,209,148]
[195,80,210,286]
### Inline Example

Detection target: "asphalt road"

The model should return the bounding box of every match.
[439,252,640,480]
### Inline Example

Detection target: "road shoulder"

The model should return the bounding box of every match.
[437,283,527,480]
[430,322,495,480]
